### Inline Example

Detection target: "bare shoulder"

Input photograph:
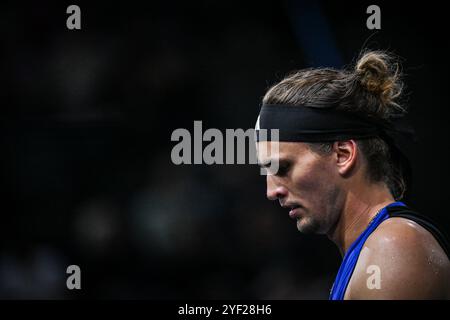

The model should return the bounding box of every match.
[345,217,450,299]
[373,217,448,254]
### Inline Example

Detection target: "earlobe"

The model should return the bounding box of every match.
[335,140,357,176]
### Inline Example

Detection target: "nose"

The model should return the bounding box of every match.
[266,175,288,201]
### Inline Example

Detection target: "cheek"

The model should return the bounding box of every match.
[291,158,336,194]
[292,160,341,228]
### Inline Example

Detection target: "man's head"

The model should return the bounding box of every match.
[256,50,410,234]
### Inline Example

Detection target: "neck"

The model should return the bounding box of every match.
[327,183,395,256]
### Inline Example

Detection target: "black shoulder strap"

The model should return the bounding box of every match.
[386,205,450,259]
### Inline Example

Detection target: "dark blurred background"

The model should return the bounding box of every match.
[1,0,448,299]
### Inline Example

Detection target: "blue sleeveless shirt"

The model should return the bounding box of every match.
[329,201,406,300]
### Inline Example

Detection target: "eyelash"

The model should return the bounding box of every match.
[275,164,289,176]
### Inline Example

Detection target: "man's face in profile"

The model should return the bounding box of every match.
[257,141,344,235]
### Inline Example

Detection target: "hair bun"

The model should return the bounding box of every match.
[355,51,404,116]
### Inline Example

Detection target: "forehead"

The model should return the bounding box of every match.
[256,141,310,163]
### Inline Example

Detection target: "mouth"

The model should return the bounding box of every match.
[282,204,301,220]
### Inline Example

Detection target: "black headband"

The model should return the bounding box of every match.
[255,104,416,162]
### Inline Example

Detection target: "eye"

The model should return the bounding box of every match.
[274,162,290,177]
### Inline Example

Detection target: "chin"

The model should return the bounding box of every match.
[296,217,321,234]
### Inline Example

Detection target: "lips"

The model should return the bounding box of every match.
[288,206,301,219]
[280,202,302,219]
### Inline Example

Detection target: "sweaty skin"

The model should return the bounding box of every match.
[345,217,450,299]
[258,140,450,299]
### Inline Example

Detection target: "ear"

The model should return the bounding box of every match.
[333,140,358,176]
